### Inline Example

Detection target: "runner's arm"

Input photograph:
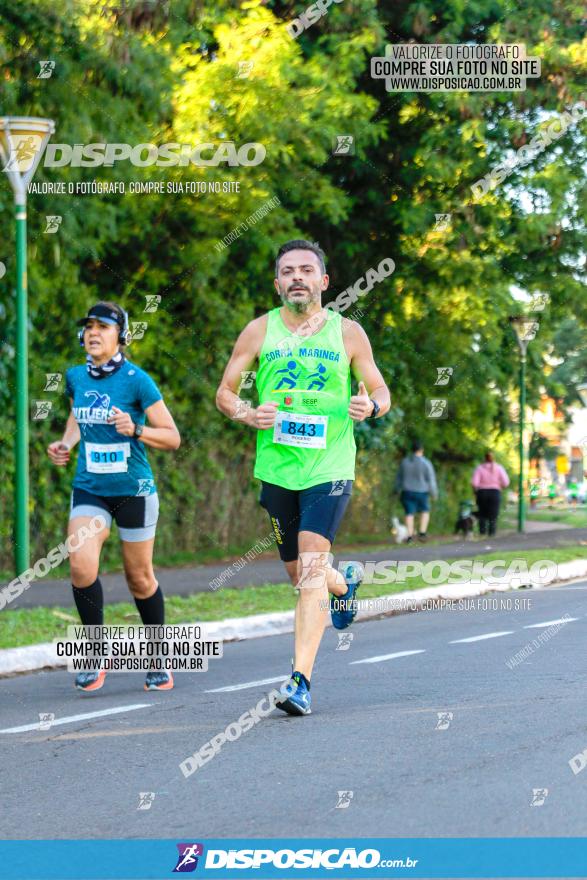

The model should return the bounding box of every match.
[216,318,275,429]
[109,400,181,450]
[61,407,81,448]
[142,400,181,450]
[47,404,80,466]
[346,321,391,418]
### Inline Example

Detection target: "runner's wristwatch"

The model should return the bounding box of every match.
[133,423,144,439]
[368,399,380,419]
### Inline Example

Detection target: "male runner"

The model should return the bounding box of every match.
[216,240,390,714]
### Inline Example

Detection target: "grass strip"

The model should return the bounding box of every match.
[1,545,586,651]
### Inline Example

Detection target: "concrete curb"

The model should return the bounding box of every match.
[2,558,586,677]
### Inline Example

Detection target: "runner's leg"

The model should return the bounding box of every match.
[121,539,172,690]
[293,530,332,680]
[121,538,158,603]
[263,480,354,711]
[68,515,110,616]
[116,494,160,604]
[68,512,110,691]
[286,557,346,596]
[116,494,171,690]
[259,480,301,585]
[292,479,355,677]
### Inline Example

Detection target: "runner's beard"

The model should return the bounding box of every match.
[278,285,321,314]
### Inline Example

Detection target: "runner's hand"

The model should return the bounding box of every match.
[108,406,135,436]
[47,441,70,466]
[254,401,279,430]
[348,381,373,421]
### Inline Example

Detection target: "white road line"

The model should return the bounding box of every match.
[350,650,426,665]
[540,586,587,591]
[0,703,151,734]
[205,676,287,693]
[450,631,514,644]
[523,617,578,629]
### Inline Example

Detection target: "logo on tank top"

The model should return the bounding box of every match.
[272,358,332,392]
[307,364,328,390]
[283,393,317,407]
[265,346,340,364]
[275,359,301,390]
[72,390,112,424]
[86,390,110,410]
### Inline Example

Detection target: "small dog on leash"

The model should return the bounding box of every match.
[455,501,477,540]
[391,516,409,544]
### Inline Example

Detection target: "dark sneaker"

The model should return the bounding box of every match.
[406,535,414,544]
[275,672,311,716]
[330,562,363,630]
[144,670,174,691]
[418,532,428,542]
[75,670,106,692]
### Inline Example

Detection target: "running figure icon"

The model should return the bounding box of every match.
[275,359,301,390]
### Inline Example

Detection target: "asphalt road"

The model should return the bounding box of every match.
[9,523,585,609]
[1,580,586,841]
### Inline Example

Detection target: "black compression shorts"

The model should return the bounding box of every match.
[259,479,353,562]
[70,487,159,542]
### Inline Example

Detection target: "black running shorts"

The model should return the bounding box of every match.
[259,479,353,562]
[70,487,159,542]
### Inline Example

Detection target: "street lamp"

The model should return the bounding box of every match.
[509,316,539,533]
[577,384,587,408]
[577,384,587,490]
[0,117,55,575]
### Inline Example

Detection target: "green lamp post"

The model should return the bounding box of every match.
[0,117,55,575]
[509,316,538,534]
[577,384,587,409]
[577,385,587,483]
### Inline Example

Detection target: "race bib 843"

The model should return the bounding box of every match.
[273,411,328,449]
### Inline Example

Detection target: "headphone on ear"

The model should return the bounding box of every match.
[117,307,132,346]
[78,305,132,348]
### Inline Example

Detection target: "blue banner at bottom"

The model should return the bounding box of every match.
[1,838,586,879]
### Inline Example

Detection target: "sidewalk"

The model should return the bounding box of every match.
[8,521,584,611]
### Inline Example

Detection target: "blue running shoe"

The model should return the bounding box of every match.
[275,671,311,716]
[330,562,364,630]
[144,670,174,691]
[75,669,106,692]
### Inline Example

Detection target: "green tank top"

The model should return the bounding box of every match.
[254,307,356,490]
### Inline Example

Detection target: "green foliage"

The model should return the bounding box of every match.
[0,0,585,569]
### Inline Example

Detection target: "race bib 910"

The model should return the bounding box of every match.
[85,442,131,474]
[273,411,328,449]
